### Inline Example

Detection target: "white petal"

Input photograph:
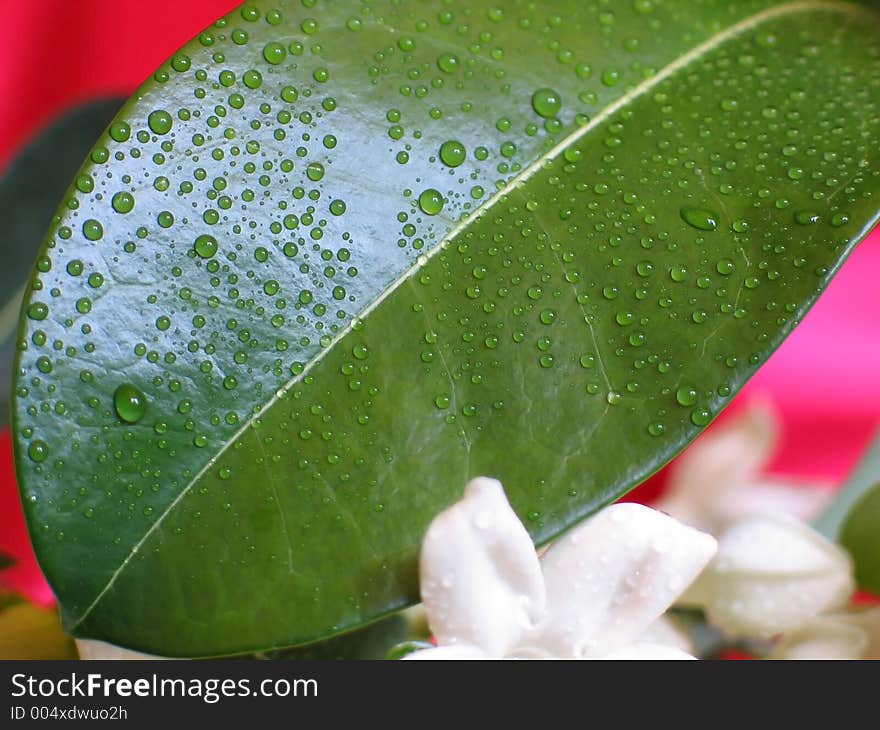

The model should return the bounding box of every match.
[688,513,854,638]
[601,642,697,660]
[793,607,880,660]
[76,639,164,660]
[770,617,867,660]
[656,403,777,533]
[838,607,880,660]
[418,477,545,656]
[402,645,488,660]
[639,615,695,655]
[530,503,716,658]
[711,479,831,529]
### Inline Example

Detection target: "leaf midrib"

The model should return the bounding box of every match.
[69,0,873,633]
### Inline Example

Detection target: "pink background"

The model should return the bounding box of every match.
[1,0,878,605]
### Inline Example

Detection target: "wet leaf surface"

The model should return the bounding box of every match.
[12,1,880,655]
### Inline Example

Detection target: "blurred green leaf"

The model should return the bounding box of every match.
[814,429,880,539]
[0,551,15,571]
[840,482,880,595]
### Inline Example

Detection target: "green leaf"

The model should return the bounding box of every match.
[0,98,124,425]
[0,551,14,571]
[12,1,880,656]
[814,428,880,539]
[255,612,412,660]
[839,482,880,595]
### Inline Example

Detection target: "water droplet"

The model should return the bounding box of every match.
[109,121,131,143]
[648,422,665,437]
[243,69,263,89]
[82,219,104,241]
[675,386,698,406]
[148,109,173,135]
[28,440,49,463]
[794,210,820,226]
[352,344,369,360]
[263,42,286,65]
[716,259,736,276]
[114,383,147,424]
[418,188,444,216]
[193,234,218,258]
[439,140,466,167]
[27,302,48,321]
[437,53,459,73]
[531,88,561,118]
[601,68,621,86]
[76,174,94,193]
[690,407,712,426]
[111,192,135,214]
[680,207,718,231]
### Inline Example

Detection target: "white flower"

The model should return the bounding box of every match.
[76,639,162,660]
[771,607,880,660]
[684,512,854,638]
[656,403,830,535]
[405,477,717,660]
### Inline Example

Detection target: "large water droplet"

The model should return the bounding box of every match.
[794,210,820,226]
[439,140,466,168]
[418,188,444,216]
[193,234,218,258]
[531,88,561,118]
[675,386,698,406]
[111,192,135,214]
[680,207,718,231]
[263,42,287,65]
[436,53,459,73]
[114,383,147,424]
[147,110,173,135]
[27,440,49,463]
[82,219,104,241]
